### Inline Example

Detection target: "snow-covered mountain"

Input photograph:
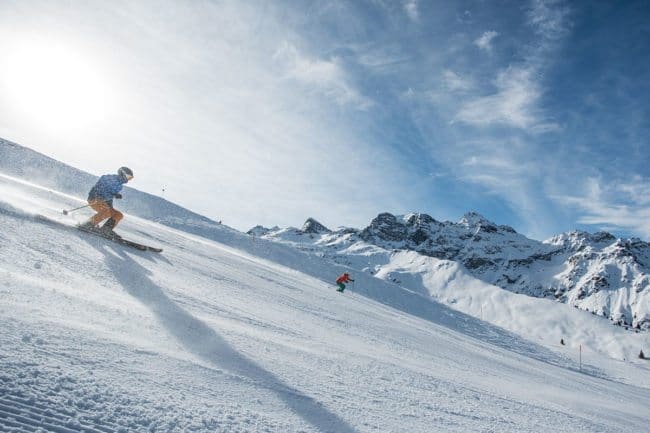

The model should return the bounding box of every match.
[1,138,649,432]
[250,212,650,332]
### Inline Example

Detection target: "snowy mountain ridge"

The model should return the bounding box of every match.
[250,212,650,331]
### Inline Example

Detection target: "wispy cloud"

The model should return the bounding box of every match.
[274,41,373,110]
[554,177,650,238]
[474,30,498,51]
[456,0,568,130]
[442,70,472,92]
[356,44,411,72]
[457,148,555,238]
[398,1,568,236]
[403,1,419,22]
[528,0,571,41]
[455,67,540,128]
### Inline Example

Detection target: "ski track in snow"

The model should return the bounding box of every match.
[1,175,649,432]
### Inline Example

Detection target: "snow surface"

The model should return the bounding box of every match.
[1,173,650,432]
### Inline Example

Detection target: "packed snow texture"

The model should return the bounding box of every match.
[1,139,649,432]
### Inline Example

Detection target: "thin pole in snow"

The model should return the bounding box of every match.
[579,344,582,372]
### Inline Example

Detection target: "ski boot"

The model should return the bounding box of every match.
[100,218,122,239]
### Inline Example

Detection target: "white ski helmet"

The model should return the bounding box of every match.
[118,166,134,180]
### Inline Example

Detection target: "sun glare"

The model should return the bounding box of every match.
[3,39,115,130]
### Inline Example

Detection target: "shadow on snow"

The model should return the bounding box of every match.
[87,240,358,433]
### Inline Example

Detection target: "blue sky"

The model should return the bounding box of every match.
[0,0,648,240]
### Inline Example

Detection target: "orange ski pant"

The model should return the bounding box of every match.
[89,199,123,226]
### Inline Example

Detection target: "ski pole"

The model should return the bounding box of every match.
[62,204,91,215]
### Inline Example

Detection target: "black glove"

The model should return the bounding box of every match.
[350,279,355,282]
[114,193,123,199]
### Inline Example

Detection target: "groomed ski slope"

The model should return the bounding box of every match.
[1,174,649,433]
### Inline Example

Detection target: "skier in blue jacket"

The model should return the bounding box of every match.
[79,167,133,237]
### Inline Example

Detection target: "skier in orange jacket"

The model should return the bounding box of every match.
[336,272,354,292]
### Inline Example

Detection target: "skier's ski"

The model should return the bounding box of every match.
[77,225,163,253]
[27,214,163,252]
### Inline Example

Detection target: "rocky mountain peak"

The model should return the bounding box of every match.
[247,225,278,237]
[457,212,498,233]
[360,213,407,243]
[405,213,439,227]
[301,218,331,234]
[546,230,617,251]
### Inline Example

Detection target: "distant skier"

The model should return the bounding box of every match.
[79,167,133,237]
[336,272,354,293]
